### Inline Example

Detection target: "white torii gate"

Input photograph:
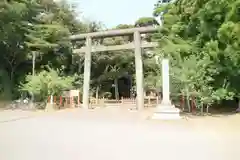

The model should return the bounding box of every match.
[70,26,158,110]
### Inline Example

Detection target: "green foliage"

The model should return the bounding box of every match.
[0,0,88,101]
[115,24,134,29]
[135,17,159,27]
[144,72,162,90]
[153,0,240,110]
[19,68,75,101]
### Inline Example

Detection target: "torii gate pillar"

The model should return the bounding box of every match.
[82,36,92,109]
[134,31,144,110]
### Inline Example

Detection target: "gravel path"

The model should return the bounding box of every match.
[0,108,239,160]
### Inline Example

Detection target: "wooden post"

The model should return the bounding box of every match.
[65,97,68,107]
[191,96,196,113]
[82,36,92,109]
[148,96,151,105]
[134,31,144,110]
[59,96,62,106]
[54,96,56,104]
[70,97,74,108]
[48,96,50,103]
[77,95,80,106]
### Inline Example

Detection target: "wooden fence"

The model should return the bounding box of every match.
[47,89,199,112]
[90,96,160,107]
[47,94,201,112]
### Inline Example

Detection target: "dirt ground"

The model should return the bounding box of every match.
[0,107,239,160]
[1,106,240,132]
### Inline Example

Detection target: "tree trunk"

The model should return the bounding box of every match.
[185,87,191,112]
[201,103,204,115]
[32,52,36,76]
[78,60,81,73]
[8,69,15,100]
[114,79,119,100]
[0,70,12,100]
[186,95,191,112]
[50,95,53,104]
[181,94,185,111]
[95,86,99,104]
[206,104,210,114]
[95,86,99,99]
[236,99,240,112]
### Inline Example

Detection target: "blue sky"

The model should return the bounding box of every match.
[69,0,157,28]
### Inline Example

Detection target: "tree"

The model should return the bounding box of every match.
[153,0,240,112]
[0,0,89,101]
[135,17,159,27]
[19,67,75,102]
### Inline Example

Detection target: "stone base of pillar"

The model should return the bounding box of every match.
[152,103,181,120]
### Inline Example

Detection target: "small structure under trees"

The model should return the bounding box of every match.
[70,26,158,110]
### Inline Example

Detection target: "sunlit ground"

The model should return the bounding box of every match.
[0,107,239,160]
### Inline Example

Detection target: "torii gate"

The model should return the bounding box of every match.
[69,26,158,110]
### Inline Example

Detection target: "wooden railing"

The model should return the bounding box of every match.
[48,93,200,112]
[90,96,160,107]
[48,95,161,108]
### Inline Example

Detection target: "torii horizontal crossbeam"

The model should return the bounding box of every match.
[73,42,158,53]
[69,26,158,40]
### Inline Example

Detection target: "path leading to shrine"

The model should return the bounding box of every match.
[0,108,239,160]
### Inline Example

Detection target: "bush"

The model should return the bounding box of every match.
[19,68,75,102]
